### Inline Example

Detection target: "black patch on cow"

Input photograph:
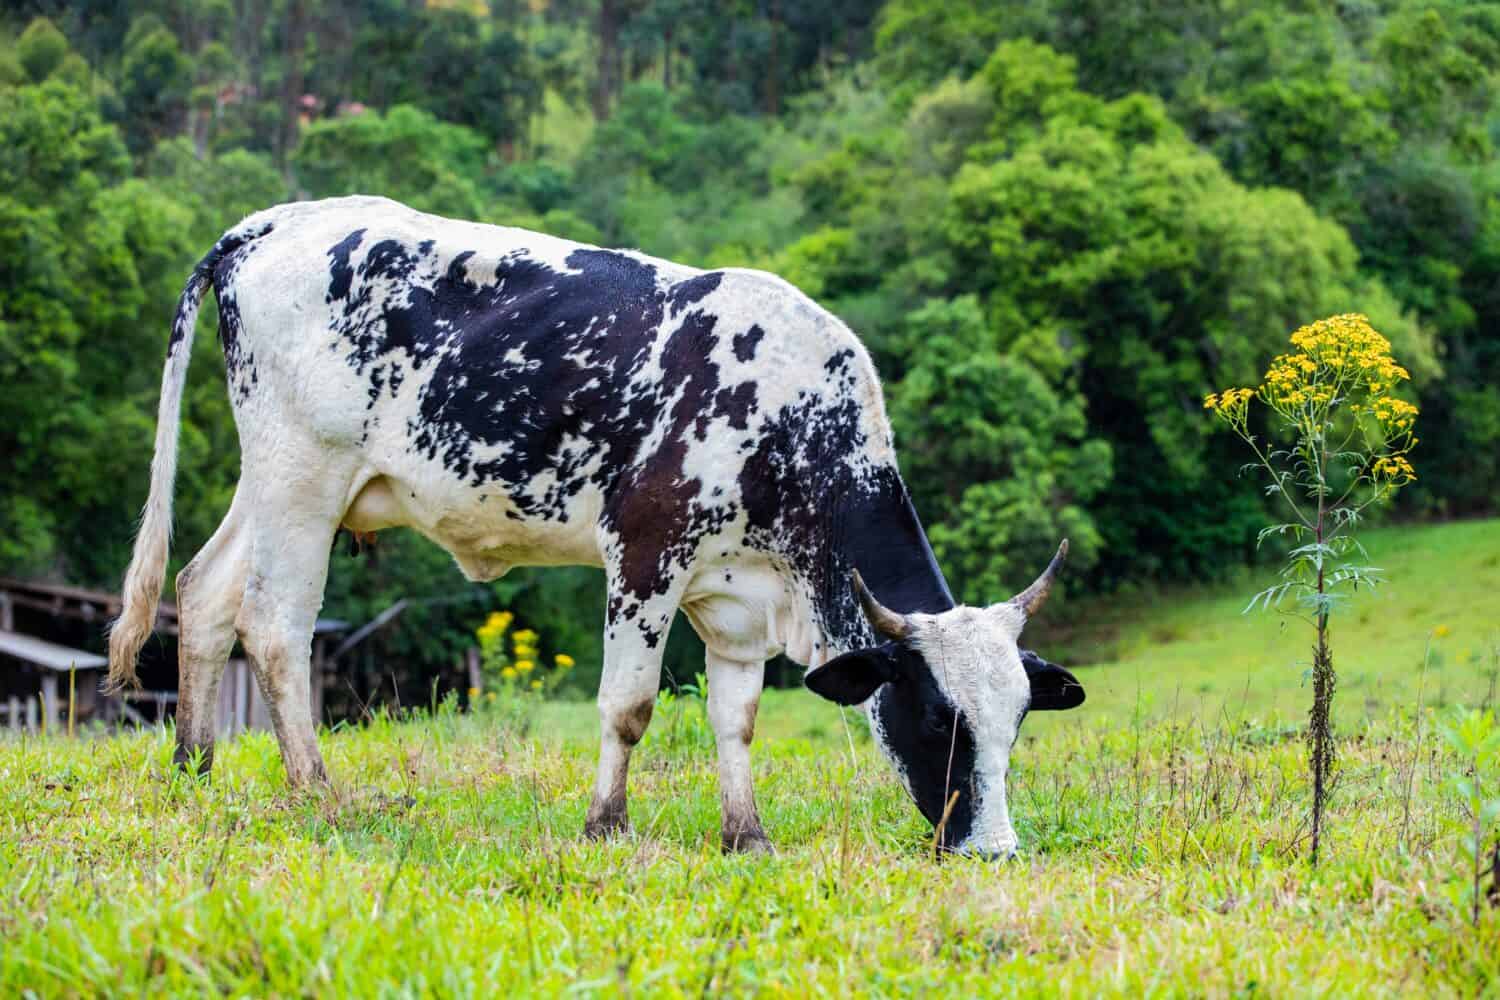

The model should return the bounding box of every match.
[168,221,275,360]
[732,324,765,363]
[667,271,723,316]
[872,651,979,849]
[823,348,856,374]
[714,382,757,429]
[737,378,954,655]
[326,229,366,302]
[199,221,276,401]
[323,237,760,645]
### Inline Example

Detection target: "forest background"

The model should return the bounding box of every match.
[1,0,1495,702]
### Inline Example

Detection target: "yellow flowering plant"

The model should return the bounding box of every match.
[1206,314,1419,865]
[473,611,575,729]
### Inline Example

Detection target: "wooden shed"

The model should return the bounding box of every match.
[0,628,108,732]
[0,577,347,735]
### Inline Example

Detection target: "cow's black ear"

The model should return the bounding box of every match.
[805,645,903,705]
[1022,652,1085,711]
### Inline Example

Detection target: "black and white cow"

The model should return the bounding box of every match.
[110,196,1084,856]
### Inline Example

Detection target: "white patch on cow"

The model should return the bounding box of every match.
[906,603,1031,856]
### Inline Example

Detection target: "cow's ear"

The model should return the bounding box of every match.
[1023,653,1085,711]
[805,645,903,705]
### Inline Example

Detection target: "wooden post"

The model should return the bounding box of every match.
[311,638,325,727]
[25,696,37,732]
[5,696,18,732]
[40,673,58,735]
[0,591,13,631]
[467,647,482,693]
[235,659,249,735]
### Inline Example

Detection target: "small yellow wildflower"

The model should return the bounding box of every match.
[468,686,480,700]
[486,691,497,702]
[516,659,534,674]
[530,680,543,691]
[1371,454,1417,484]
[1433,624,1451,639]
[555,653,575,669]
[475,609,515,647]
[501,667,517,681]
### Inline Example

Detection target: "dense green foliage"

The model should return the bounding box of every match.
[0,1,1494,699]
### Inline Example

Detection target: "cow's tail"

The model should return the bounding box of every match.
[107,223,267,692]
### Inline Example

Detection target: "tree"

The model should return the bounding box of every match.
[887,297,1110,604]
[0,78,198,582]
[16,16,71,81]
[293,104,495,220]
[119,16,195,152]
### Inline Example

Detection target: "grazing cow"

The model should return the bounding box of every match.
[109,196,1085,856]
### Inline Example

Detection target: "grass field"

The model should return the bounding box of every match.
[2,520,1498,996]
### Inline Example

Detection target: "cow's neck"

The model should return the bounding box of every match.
[815,465,955,657]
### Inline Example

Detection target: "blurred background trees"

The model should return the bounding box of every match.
[0,0,1494,701]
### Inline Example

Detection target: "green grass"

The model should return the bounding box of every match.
[1039,517,1500,726]
[2,519,1498,996]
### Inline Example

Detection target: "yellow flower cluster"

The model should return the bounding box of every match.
[512,627,538,676]
[1287,314,1407,380]
[474,610,575,699]
[1203,387,1255,416]
[1372,454,1417,484]
[1207,312,1418,499]
[1363,396,1419,433]
[1261,314,1414,424]
[475,610,514,649]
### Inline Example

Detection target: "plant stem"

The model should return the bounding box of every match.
[1308,441,1336,866]
[1473,758,1484,928]
[1399,637,1433,851]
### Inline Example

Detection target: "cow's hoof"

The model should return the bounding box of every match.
[172,741,214,779]
[584,811,629,840]
[721,827,774,855]
[583,818,628,840]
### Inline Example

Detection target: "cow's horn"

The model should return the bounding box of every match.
[1008,539,1069,616]
[852,569,911,641]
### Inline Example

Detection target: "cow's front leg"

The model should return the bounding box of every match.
[584,591,673,839]
[706,651,771,853]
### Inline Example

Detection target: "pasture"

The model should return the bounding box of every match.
[2,519,1497,996]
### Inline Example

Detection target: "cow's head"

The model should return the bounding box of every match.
[804,541,1084,857]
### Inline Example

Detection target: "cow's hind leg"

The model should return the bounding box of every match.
[584,583,680,839]
[234,457,352,788]
[172,490,251,776]
[706,651,771,852]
